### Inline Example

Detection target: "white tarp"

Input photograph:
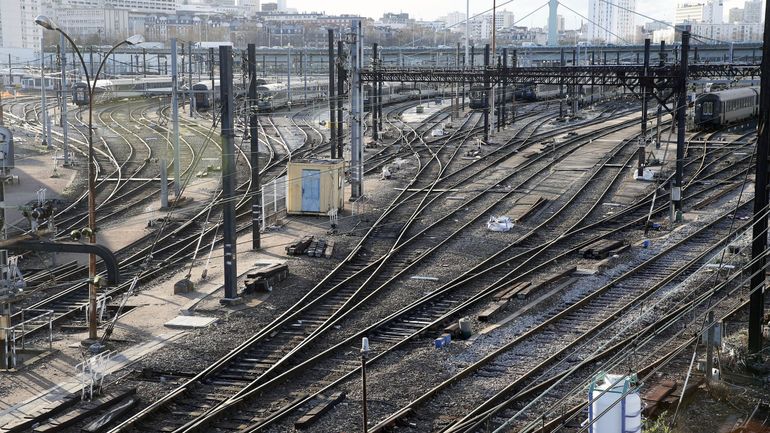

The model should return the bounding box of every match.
[487,216,513,232]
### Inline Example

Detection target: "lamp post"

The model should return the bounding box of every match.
[34,15,143,345]
[361,337,370,433]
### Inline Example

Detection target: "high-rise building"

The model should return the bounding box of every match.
[439,11,465,28]
[240,0,260,15]
[587,0,636,44]
[701,0,723,24]
[557,14,565,32]
[729,7,745,23]
[743,0,762,23]
[675,0,724,24]
[675,2,705,23]
[0,0,42,51]
[276,0,286,11]
[53,0,177,14]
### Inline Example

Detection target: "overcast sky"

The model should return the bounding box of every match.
[287,0,756,29]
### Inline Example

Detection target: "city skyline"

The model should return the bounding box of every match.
[287,0,756,28]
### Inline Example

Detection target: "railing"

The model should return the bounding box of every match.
[1,308,54,369]
[77,349,113,400]
[261,174,287,229]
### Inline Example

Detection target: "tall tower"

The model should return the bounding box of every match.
[548,0,558,45]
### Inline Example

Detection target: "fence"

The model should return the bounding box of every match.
[261,175,287,229]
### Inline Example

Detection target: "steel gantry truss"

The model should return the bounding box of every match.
[360,63,760,87]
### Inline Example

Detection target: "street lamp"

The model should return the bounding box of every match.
[34,15,143,345]
[361,337,370,433]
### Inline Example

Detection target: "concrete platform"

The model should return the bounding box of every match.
[0,331,183,432]
[164,315,218,329]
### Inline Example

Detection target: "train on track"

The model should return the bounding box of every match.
[256,80,329,111]
[71,76,175,106]
[693,86,760,128]
[364,82,436,112]
[468,85,518,109]
[469,83,623,109]
[192,78,328,112]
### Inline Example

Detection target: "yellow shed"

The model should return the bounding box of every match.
[286,158,345,215]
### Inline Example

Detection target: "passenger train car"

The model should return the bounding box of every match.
[694,86,759,128]
[364,82,440,111]
[192,79,221,110]
[256,80,329,111]
[71,76,175,106]
[468,85,519,109]
[471,83,565,108]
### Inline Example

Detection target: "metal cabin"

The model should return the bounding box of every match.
[286,158,345,215]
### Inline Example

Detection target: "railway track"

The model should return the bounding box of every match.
[198,120,757,433]
[105,103,648,430]
[108,101,486,433]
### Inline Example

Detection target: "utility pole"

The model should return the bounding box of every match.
[248,44,261,250]
[337,40,344,158]
[328,29,337,159]
[41,38,49,148]
[287,48,291,107]
[180,43,185,109]
[572,49,578,116]
[361,337,370,433]
[189,43,194,117]
[350,19,363,199]
[377,51,383,131]
[748,3,770,355]
[143,48,147,77]
[490,0,497,136]
[302,51,307,106]
[219,45,238,303]
[59,33,69,165]
[706,311,715,381]
[171,39,181,197]
[483,44,489,143]
[639,39,650,178]
[511,50,516,124]
[501,48,507,129]
[559,48,565,119]
[372,43,378,141]
[0,127,14,369]
[455,42,460,118]
[465,0,470,70]
[209,48,215,127]
[672,28,689,221]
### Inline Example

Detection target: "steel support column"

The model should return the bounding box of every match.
[748,5,770,355]
[673,29,689,219]
[219,46,238,302]
[483,44,489,143]
[328,29,337,159]
[372,43,378,141]
[350,20,363,199]
[639,39,650,178]
[248,44,261,250]
[337,40,344,157]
